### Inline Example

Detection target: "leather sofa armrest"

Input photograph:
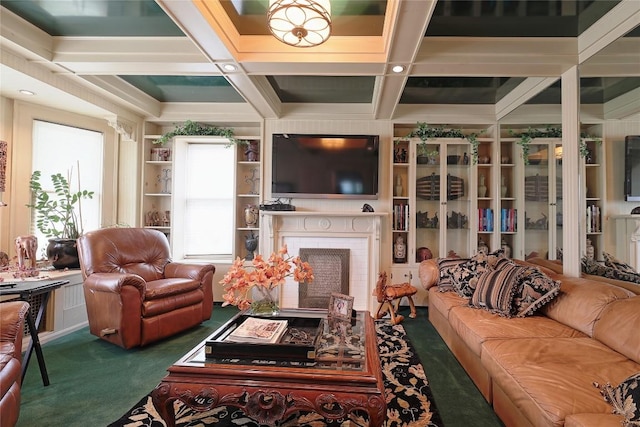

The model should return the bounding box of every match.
[83,272,146,295]
[418,259,439,290]
[164,263,215,282]
[0,301,29,357]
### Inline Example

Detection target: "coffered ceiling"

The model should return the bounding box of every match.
[1,0,638,124]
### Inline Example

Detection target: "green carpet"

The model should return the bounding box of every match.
[17,305,503,427]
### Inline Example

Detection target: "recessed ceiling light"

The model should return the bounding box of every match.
[392,65,405,73]
[19,89,35,96]
[223,64,238,72]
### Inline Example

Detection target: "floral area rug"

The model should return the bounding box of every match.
[108,322,443,427]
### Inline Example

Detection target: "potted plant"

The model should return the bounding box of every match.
[27,169,94,269]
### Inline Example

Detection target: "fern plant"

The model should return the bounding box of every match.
[27,170,94,239]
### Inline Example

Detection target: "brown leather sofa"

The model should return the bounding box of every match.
[77,228,215,349]
[419,258,640,427]
[0,301,29,427]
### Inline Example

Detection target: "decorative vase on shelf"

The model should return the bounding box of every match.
[245,141,259,162]
[501,239,512,258]
[395,175,403,197]
[251,286,279,316]
[501,176,508,198]
[478,238,489,255]
[478,174,487,198]
[393,235,407,263]
[586,239,595,261]
[244,204,259,228]
[244,232,258,261]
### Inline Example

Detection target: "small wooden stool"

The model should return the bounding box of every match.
[373,271,418,325]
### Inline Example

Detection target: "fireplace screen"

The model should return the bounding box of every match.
[298,248,350,308]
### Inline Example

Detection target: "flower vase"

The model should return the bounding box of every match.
[251,286,280,316]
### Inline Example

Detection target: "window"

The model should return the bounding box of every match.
[172,137,235,260]
[31,120,103,252]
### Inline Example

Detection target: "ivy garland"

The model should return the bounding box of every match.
[510,126,601,164]
[408,122,483,164]
[154,120,246,146]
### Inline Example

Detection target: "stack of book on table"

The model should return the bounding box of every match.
[224,316,288,344]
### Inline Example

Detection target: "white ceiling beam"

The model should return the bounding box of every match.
[604,86,640,120]
[374,0,437,119]
[578,0,640,64]
[495,77,559,120]
[157,0,278,120]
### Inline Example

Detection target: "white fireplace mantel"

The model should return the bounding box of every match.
[260,211,387,313]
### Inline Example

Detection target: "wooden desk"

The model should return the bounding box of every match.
[0,279,68,386]
[151,309,386,426]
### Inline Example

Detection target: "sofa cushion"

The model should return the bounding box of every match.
[564,413,625,427]
[513,266,561,317]
[469,261,522,316]
[603,252,638,274]
[582,257,640,284]
[449,305,586,357]
[428,286,469,321]
[596,372,640,427]
[451,250,506,298]
[482,337,640,427]
[436,257,469,292]
[593,296,640,365]
[542,277,634,337]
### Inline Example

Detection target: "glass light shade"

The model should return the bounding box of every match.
[268,0,331,47]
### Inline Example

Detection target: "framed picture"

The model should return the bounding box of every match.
[328,292,354,321]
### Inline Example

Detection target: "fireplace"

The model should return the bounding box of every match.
[298,248,350,308]
[260,211,385,312]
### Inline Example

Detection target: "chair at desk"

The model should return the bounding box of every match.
[0,301,29,427]
[77,228,215,349]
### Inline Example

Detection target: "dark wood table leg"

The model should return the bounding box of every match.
[22,291,52,386]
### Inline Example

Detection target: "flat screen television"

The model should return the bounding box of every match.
[624,135,640,202]
[272,134,380,199]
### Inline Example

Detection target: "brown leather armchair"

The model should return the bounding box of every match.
[77,228,214,349]
[0,301,29,427]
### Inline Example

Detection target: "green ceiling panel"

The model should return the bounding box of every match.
[2,0,184,36]
[119,76,245,103]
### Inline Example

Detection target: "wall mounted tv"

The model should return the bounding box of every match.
[625,135,640,202]
[272,134,380,199]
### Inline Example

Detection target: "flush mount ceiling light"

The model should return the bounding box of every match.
[392,65,405,73]
[222,64,238,72]
[19,89,35,96]
[267,0,331,48]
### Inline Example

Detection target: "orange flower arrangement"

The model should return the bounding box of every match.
[220,245,314,311]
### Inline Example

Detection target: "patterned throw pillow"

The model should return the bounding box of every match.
[582,257,640,284]
[451,249,506,298]
[595,372,640,426]
[603,252,638,274]
[437,257,469,292]
[469,261,523,317]
[512,266,561,317]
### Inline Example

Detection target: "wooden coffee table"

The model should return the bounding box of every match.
[151,309,386,426]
